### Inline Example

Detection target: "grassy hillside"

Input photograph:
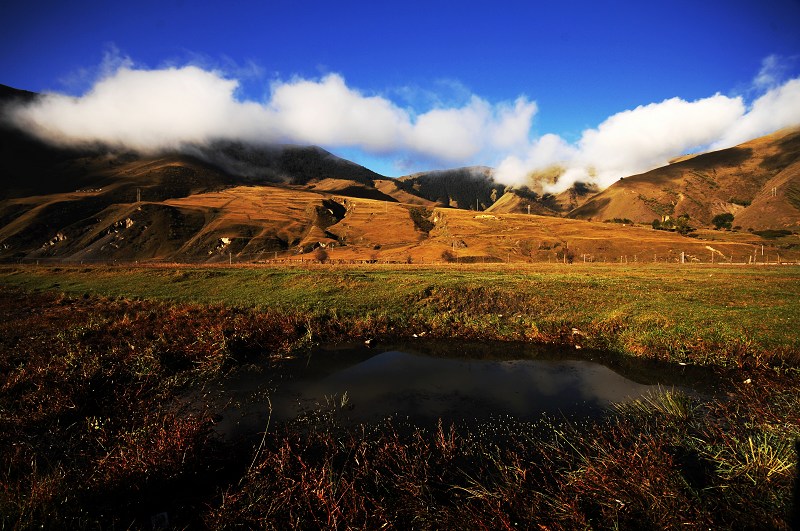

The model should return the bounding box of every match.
[3,184,799,263]
[570,128,800,230]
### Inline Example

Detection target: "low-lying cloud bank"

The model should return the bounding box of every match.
[4,66,535,169]
[4,55,800,191]
[496,76,800,191]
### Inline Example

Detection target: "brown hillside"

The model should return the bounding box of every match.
[486,190,558,215]
[570,128,800,230]
[6,172,796,264]
[487,181,597,216]
[373,179,437,206]
[397,167,504,210]
[304,178,398,202]
[2,84,799,264]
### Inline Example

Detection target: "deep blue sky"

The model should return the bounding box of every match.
[2,0,800,177]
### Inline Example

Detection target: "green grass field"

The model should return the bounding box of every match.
[2,263,798,368]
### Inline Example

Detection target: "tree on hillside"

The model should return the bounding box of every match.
[673,214,694,235]
[712,212,734,230]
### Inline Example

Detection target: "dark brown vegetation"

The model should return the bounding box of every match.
[1,285,798,529]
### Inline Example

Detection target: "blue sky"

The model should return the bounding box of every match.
[2,0,800,187]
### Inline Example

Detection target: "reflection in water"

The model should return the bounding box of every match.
[277,351,654,422]
[213,342,687,439]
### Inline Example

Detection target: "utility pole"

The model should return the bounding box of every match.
[136,188,141,202]
[229,251,232,265]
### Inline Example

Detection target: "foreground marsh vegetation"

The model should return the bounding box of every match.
[0,264,798,528]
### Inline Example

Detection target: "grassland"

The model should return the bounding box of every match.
[1,262,799,367]
[1,263,799,528]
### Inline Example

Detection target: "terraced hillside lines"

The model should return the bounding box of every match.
[161,187,431,261]
[570,127,800,230]
[373,178,437,206]
[306,178,398,202]
[421,210,766,263]
[165,186,333,259]
[324,197,427,259]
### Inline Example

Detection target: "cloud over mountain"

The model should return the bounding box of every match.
[3,65,536,168]
[495,76,800,192]
[4,57,800,190]
[495,94,747,190]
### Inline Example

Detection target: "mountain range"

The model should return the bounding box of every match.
[1,84,798,264]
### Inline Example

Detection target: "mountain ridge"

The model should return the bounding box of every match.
[1,83,798,263]
[569,127,800,230]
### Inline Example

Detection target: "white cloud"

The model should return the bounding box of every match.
[267,74,409,152]
[753,54,786,90]
[10,66,270,151]
[494,74,800,193]
[494,94,746,190]
[5,65,537,167]
[710,78,800,150]
[408,96,536,161]
[566,94,746,189]
[494,134,576,186]
[5,56,800,190]
[489,97,538,151]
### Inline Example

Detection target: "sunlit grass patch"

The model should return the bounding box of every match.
[706,433,796,485]
[615,387,697,421]
[4,263,799,367]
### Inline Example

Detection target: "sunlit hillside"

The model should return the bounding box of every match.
[1,84,799,264]
[570,127,800,230]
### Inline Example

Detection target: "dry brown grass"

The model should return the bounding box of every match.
[572,127,800,231]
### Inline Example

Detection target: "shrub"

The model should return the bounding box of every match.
[753,229,792,239]
[409,208,435,233]
[712,213,734,230]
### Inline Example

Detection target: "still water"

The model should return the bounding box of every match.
[212,341,708,439]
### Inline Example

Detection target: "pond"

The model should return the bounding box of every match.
[211,341,716,440]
